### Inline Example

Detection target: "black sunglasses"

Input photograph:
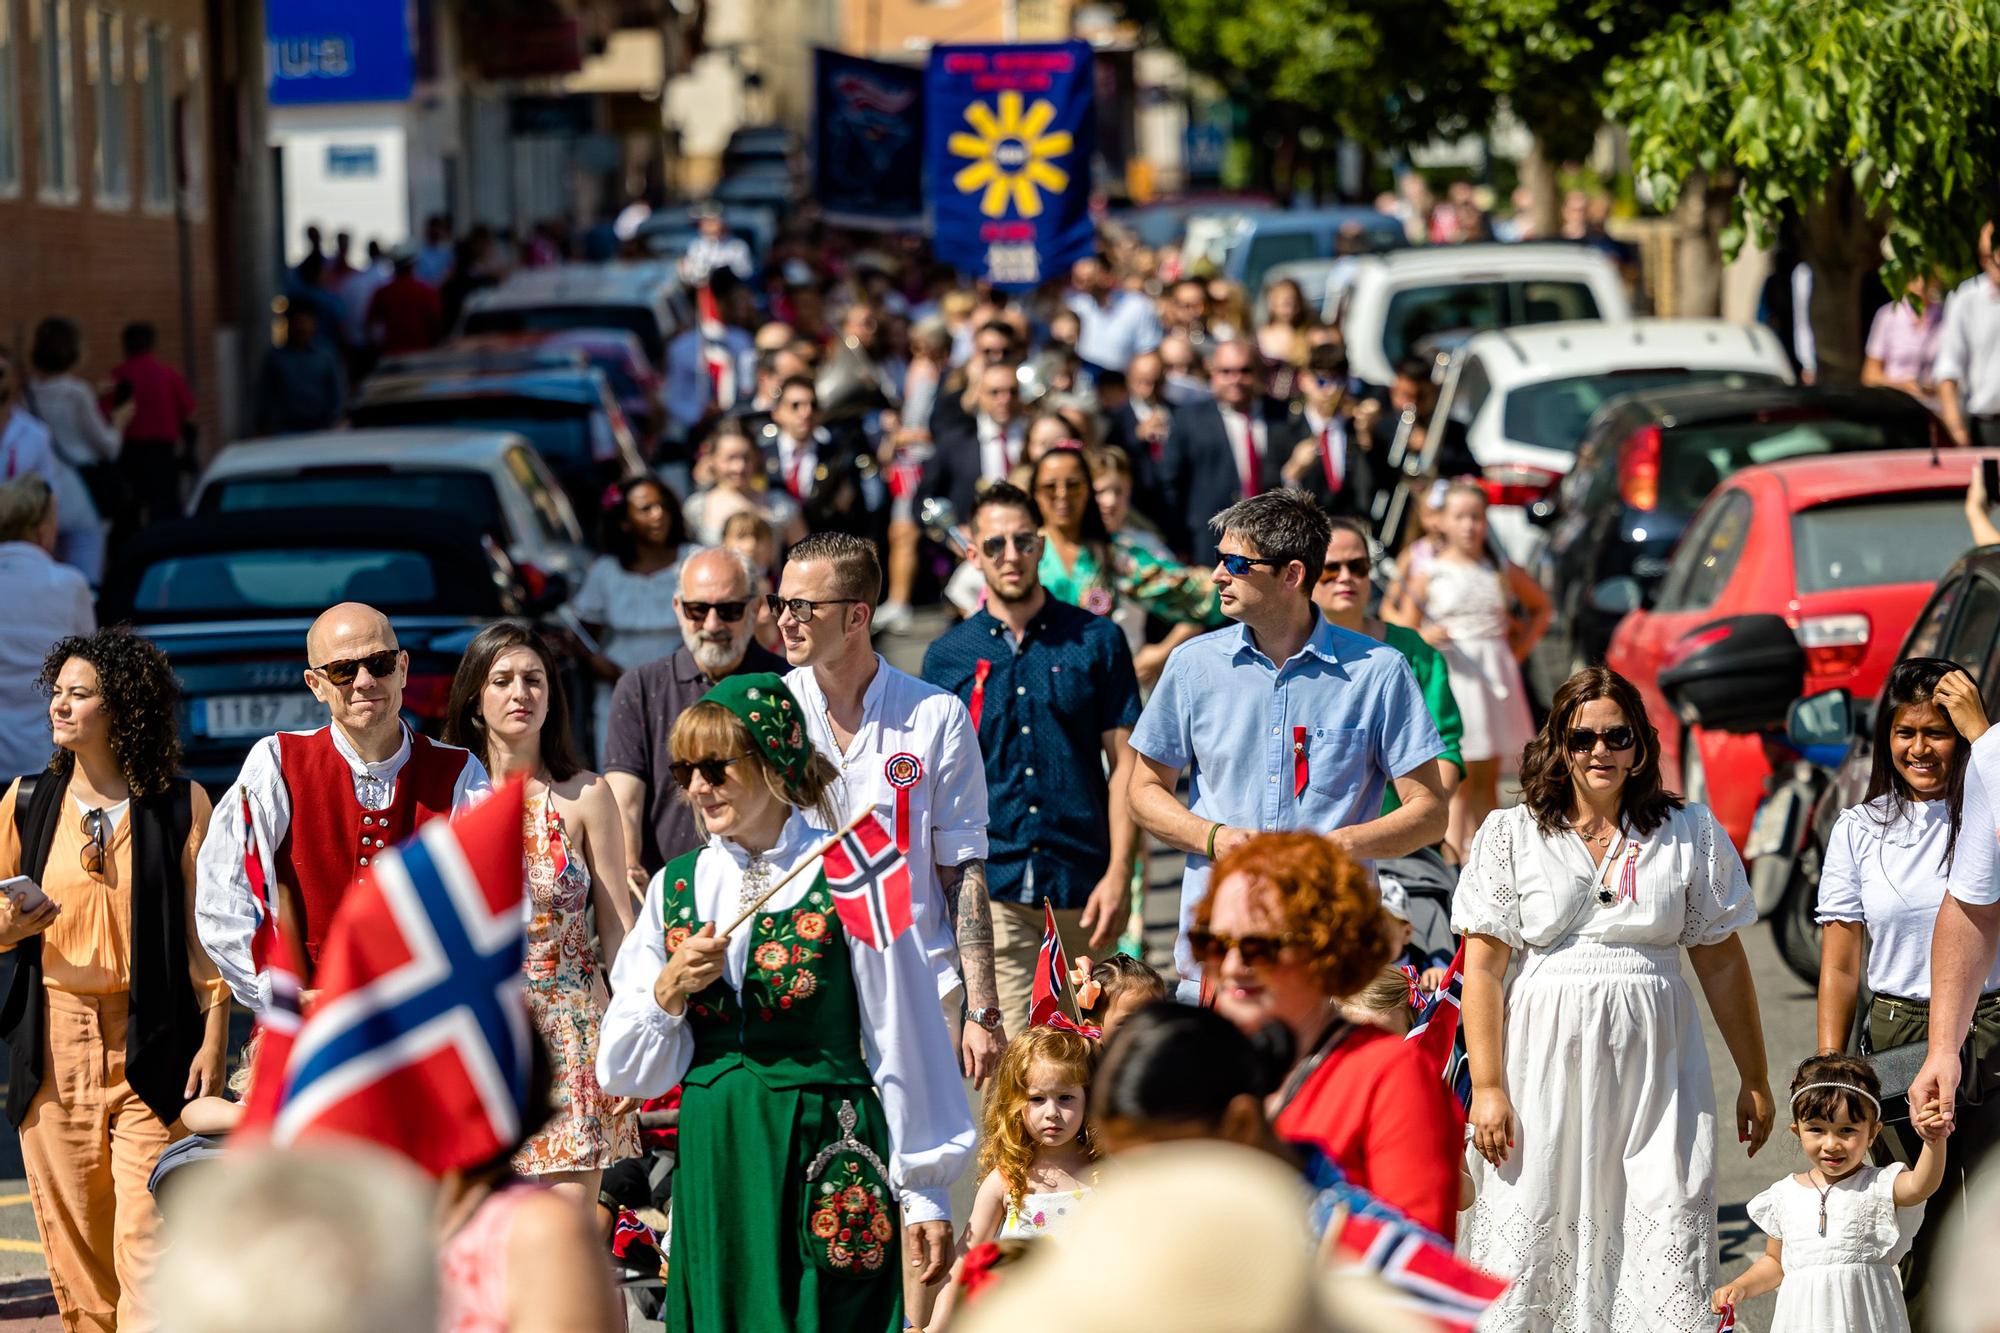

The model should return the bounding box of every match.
[766,594,863,623]
[312,649,401,686]
[1567,725,1637,754]
[1218,552,1287,577]
[681,600,749,624]
[80,808,107,879]
[980,532,1044,560]
[670,755,747,788]
[1318,557,1372,583]
[1187,928,1299,968]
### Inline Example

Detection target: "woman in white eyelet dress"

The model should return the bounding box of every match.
[1455,669,1773,1333]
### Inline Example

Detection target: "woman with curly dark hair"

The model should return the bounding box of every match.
[0,628,229,1329]
[1453,665,1773,1331]
[1189,831,1462,1238]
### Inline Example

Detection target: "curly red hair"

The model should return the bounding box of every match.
[1195,832,1395,998]
[976,1027,1098,1210]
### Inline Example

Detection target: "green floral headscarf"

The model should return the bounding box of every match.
[701,673,813,786]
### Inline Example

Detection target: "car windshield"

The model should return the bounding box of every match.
[1382,280,1600,364]
[1504,370,1786,452]
[463,305,662,364]
[129,550,443,617]
[201,470,507,535]
[1660,413,1934,514]
[1791,496,1971,595]
[347,402,593,475]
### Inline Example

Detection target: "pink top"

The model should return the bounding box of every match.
[439,1183,544,1332]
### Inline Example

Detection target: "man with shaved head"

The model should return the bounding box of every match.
[194,602,489,1013]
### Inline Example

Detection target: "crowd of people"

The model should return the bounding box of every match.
[10,193,2000,1333]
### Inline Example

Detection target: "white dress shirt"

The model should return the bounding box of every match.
[1220,404,1268,495]
[595,814,975,1222]
[1305,410,1347,490]
[774,431,818,498]
[1820,795,2000,999]
[1935,274,2000,414]
[195,723,490,1013]
[786,658,988,996]
[975,414,1024,482]
[1949,729,2000,906]
[0,542,93,779]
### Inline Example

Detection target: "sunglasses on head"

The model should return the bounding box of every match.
[1186,928,1299,968]
[1318,557,1372,583]
[1218,552,1286,577]
[669,755,746,788]
[681,600,749,624]
[981,532,1044,560]
[312,649,400,686]
[1567,725,1637,753]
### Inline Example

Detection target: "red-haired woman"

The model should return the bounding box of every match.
[1455,666,1774,1330]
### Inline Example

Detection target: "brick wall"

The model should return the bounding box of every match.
[0,0,221,448]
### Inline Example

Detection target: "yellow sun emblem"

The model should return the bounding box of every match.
[947,90,1075,220]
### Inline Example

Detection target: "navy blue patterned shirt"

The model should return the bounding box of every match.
[921,596,1142,908]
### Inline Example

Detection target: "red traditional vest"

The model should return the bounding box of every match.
[274,728,469,969]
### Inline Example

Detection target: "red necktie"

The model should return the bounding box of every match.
[1238,411,1259,498]
[785,449,802,498]
[1320,425,1343,495]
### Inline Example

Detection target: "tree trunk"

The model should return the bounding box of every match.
[1798,168,1885,386]
[1672,169,1729,319]
[1522,135,1560,240]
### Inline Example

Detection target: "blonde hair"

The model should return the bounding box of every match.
[668,701,840,829]
[1342,964,1416,1035]
[978,1027,1098,1210]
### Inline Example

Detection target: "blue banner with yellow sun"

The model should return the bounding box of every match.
[925,41,1095,291]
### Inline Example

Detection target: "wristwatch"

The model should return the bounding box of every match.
[966,1005,1005,1032]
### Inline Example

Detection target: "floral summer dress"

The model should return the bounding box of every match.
[513,794,637,1175]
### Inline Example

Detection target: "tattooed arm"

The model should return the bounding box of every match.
[939,859,1006,1087]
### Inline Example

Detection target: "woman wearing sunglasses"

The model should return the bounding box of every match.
[1029,445,1220,634]
[1814,657,1992,1326]
[597,672,971,1332]
[443,620,637,1205]
[1454,665,1773,1331]
[0,629,230,1330]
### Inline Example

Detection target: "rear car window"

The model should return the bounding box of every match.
[201,471,507,537]
[1662,414,1933,513]
[1382,280,1601,365]
[463,305,663,365]
[347,401,594,475]
[1791,496,1972,595]
[1502,371,1782,453]
[131,550,443,616]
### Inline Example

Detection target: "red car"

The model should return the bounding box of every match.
[1606,449,1999,848]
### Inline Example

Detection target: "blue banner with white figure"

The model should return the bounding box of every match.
[813,49,926,231]
[925,41,1095,290]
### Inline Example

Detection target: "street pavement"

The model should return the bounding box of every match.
[0,615,1821,1331]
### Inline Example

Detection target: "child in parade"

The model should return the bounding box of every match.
[1074,953,1169,1038]
[1713,1055,1946,1333]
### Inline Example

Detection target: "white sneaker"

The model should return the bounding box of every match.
[873,601,914,634]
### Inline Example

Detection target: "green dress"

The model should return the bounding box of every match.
[657,848,904,1333]
[1038,536,1224,626]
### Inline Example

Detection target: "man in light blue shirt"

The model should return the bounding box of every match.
[1127,489,1448,995]
[1066,254,1162,375]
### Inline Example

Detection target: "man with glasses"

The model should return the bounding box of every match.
[921,483,1142,1028]
[195,601,489,1014]
[603,546,786,889]
[918,361,1027,527]
[1280,344,1374,522]
[1127,491,1448,1000]
[1159,340,1310,564]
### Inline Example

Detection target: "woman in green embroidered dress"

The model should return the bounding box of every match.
[596,673,973,1333]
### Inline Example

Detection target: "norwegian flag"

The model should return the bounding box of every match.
[235,782,532,1176]
[1714,1304,1737,1333]
[1406,941,1471,1109]
[1325,1207,1510,1332]
[821,812,914,950]
[236,792,307,1125]
[696,284,738,413]
[1029,901,1074,1029]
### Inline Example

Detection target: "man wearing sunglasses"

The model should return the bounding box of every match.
[603,547,786,892]
[1278,344,1374,522]
[918,361,1027,531]
[1157,340,1311,564]
[921,482,1143,1030]
[1127,490,1448,999]
[195,601,489,1014]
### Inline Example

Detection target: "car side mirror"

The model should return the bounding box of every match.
[1786,688,1855,750]
[1588,576,1645,616]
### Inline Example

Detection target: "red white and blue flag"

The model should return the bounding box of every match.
[1715,1304,1736,1332]
[1030,900,1073,1029]
[236,782,532,1176]
[236,791,307,1127]
[697,284,738,412]
[821,812,913,950]
[1406,941,1471,1110]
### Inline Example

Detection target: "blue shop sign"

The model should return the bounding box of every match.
[268,0,414,105]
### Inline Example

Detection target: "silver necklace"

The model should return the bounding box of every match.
[738,852,773,913]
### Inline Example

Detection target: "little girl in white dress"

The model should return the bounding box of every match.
[1713,1054,1945,1333]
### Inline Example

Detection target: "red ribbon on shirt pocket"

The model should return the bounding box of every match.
[1293,726,1309,798]
[969,659,992,731]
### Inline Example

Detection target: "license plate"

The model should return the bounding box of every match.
[200,693,326,739]
[1744,789,1800,860]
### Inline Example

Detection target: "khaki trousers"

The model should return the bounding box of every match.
[991,899,1096,1034]
[20,989,174,1332]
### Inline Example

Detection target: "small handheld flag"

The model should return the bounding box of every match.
[1029,901,1077,1029]
[1406,941,1470,1110]
[821,811,914,950]
[1715,1304,1736,1333]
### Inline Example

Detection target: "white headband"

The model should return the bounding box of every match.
[1791,1081,1882,1117]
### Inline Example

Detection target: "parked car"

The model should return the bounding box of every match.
[347,367,648,524]
[99,510,570,792]
[1109,193,1276,251]
[722,125,796,175]
[458,263,691,371]
[713,164,799,211]
[1541,383,1941,671]
[372,330,663,444]
[1180,208,1406,303]
[1416,319,1792,567]
[1605,449,1999,853]
[635,203,778,272]
[189,428,592,593]
[1330,242,1634,391]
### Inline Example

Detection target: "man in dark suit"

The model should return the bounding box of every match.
[1277,343,1374,523]
[916,360,1026,526]
[758,375,883,537]
[1158,340,1310,564]
[1106,349,1175,521]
